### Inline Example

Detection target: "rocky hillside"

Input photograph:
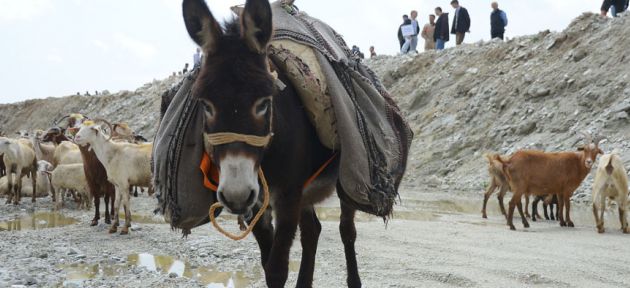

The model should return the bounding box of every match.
[0,75,183,138]
[1,12,629,201]
[367,12,630,200]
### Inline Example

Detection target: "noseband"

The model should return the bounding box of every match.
[205,132,272,147]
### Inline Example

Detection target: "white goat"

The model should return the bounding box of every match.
[48,163,92,210]
[592,152,629,234]
[36,160,54,198]
[30,131,55,164]
[74,124,153,234]
[0,137,37,204]
[52,141,82,167]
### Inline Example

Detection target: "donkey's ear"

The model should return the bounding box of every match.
[183,0,222,54]
[241,0,273,54]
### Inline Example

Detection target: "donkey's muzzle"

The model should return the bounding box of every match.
[217,187,257,215]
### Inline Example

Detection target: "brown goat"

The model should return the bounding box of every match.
[43,126,116,226]
[498,133,603,230]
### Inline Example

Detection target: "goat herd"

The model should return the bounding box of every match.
[0,115,152,235]
[0,117,628,236]
[481,132,629,234]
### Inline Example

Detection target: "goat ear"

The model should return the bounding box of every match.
[598,148,604,155]
[241,0,273,54]
[183,0,222,54]
[577,147,584,151]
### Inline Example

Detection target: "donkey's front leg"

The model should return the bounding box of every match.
[264,192,301,288]
[296,206,321,288]
[250,202,274,267]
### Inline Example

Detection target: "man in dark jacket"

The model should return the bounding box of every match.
[433,7,449,50]
[601,0,628,16]
[397,15,410,49]
[450,0,471,45]
[490,2,507,40]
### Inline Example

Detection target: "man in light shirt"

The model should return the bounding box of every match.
[409,10,420,53]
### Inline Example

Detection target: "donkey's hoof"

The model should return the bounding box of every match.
[109,226,118,234]
[560,221,566,227]
[523,222,530,228]
[120,227,129,235]
[622,227,629,234]
[105,219,111,225]
[567,221,575,227]
[90,220,98,226]
[597,227,605,234]
[509,225,516,231]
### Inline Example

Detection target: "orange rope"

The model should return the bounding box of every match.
[208,169,270,241]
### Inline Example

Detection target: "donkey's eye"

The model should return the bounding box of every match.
[200,100,216,119]
[255,99,271,117]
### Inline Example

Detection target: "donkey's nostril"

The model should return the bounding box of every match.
[247,189,256,205]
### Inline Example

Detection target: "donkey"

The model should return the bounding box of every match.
[182,0,362,286]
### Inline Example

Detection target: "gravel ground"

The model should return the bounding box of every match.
[1,189,629,288]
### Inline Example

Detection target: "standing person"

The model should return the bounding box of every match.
[400,17,414,54]
[397,15,410,49]
[433,7,450,50]
[601,0,627,16]
[369,46,377,58]
[410,10,420,53]
[421,14,436,51]
[450,0,471,45]
[182,63,189,74]
[490,2,508,40]
[193,48,202,68]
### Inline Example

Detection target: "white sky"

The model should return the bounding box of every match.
[0,0,599,104]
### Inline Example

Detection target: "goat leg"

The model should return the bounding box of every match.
[565,197,575,227]
[620,206,629,234]
[507,197,517,230]
[481,180,496,219]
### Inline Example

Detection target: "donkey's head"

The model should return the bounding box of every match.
[184,0,274,215]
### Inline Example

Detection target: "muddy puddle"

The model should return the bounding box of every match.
[0,212,78,231]
[60,253,300,287]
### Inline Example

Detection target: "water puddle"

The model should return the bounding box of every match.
[59,253,300,287]
[0,212,78,231]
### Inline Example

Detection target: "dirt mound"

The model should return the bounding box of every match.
[366,12,630,201]
[0,75,183,139]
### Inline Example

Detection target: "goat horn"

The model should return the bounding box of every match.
[92,118,114,141]
[593,135,607,146]
[53,115,70,126]
[580,131,593,144]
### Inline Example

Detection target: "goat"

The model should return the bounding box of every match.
[481,153,532,219]
[74,122,153,234]
[30,131,55,164]
[48,163,92,210]
[52,141,82,167]
[43,124,115,225]
[592,152,629,234]
[497,132,603,230]
[0,137,37,204]
[531,194,559,221]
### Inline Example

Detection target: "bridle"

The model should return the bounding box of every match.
[204,115,274,241]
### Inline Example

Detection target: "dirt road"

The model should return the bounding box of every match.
[1,189,628,287]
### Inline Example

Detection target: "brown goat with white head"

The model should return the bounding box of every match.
[497,132,603,230]
[592,151,629,234]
